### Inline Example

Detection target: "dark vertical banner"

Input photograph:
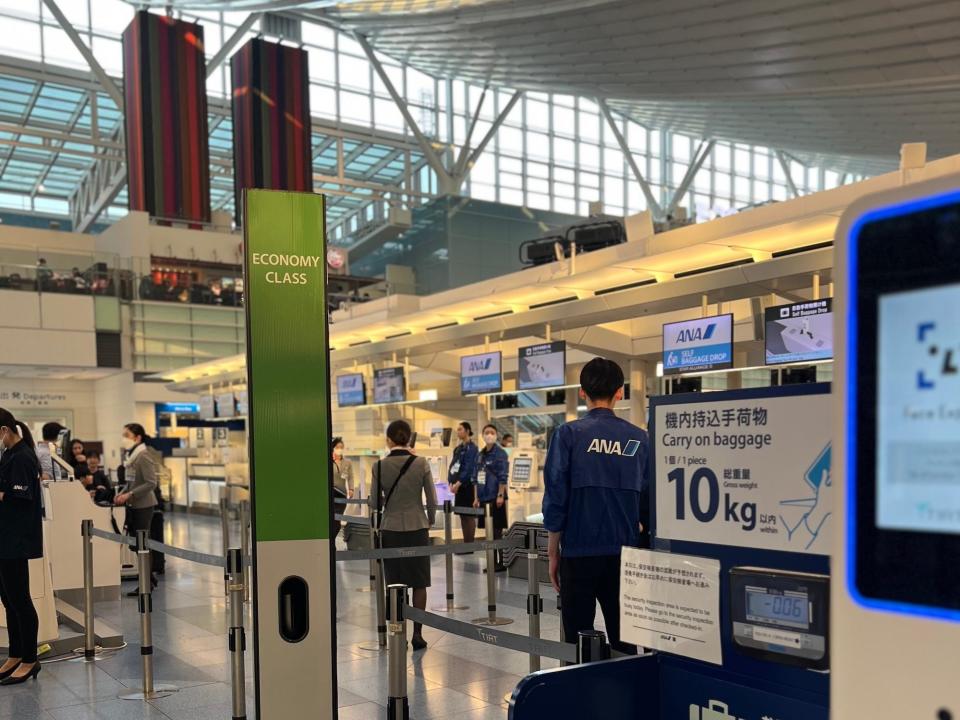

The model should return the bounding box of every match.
[231,38,313,223]
[243,190,336,719]
[122,10,211,224]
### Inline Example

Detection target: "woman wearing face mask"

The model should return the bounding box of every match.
[476,424,510,572]
[331,438,354,541]
[331,438,354,499]
[115,423,159,595]
[448,421,479,545]
[0,407,43,685]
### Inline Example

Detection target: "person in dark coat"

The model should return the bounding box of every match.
[0,407,44,685]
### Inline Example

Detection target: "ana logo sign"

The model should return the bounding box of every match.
[468,358,493,372]
[675,323,717,344]
[587,438,641,456]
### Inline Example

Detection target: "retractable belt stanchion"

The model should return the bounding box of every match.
[526,529,542,672]
[219,495,231,597]
[357,509,388,653]
[576,630,611,664]
[120,530,177,700]
[75,519,97,660]
[238,500,251,603]
[356,503,376,594]
[386,584,410,720]
[226,548,247,720]
[473,503,513,627]
[432,500,468,612]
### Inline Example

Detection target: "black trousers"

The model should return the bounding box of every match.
[559,554,634,654]
[125,507,154,575]
[0,559,39,663]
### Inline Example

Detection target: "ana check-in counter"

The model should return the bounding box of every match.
[45,481,122,594]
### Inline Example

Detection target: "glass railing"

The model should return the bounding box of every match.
[0,261,132,299]
[135,275,244,307]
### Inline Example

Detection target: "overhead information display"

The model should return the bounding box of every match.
[460,351,502,394]
[336,373,366,407]
[518,341,566,390]
[663,315,733,375]
[373,367,405,404]
[765,299,833,365]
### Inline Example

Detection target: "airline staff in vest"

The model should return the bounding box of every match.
[476,424,509,572]
[542,358,649,652]
[448,421,479,544]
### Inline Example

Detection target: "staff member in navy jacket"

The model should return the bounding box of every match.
[542,358,649,653]
[0,407,43,685]
[448,421,479,544]
[476,424,509,572]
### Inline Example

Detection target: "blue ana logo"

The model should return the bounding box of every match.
[468,358,493,372]
[675,323,716,344]
[587,438,641,456]
[917,321,957,390]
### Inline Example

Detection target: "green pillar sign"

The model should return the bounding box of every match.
[243,189,337,719]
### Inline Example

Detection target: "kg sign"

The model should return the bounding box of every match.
[652,387,832,555]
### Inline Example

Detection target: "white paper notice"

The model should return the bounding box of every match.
[620,547,722,665]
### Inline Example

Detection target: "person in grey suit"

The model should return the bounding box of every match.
[115,423,159,595]
[371,419,437,651]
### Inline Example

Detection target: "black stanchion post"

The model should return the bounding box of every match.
[473,503,513,627]
[219,494,231,597]
[226,548,247,720]
[357,509,388,653]
[386,584,410,720]
[576,630,610,664]
[81,519,96,659]
[432,500,468,612]
[357,506,376,594]
[238,500,251,603]
[120,530,177,700]
[526,529,542,672]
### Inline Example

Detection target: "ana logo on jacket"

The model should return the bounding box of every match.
[586,438,641,457]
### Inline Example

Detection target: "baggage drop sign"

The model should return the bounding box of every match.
[652,387,832,555]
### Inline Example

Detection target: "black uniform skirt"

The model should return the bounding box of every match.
[380,528,431,588]
[454,482,476,515]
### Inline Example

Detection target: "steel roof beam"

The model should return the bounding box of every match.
[356,32,449,184]
[664,139,715,219]
[598,99,663,219]
[206,13,262,79]
[40,0,124,109]
[775,150,801,199]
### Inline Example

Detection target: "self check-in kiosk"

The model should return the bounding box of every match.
[834,174,960,718]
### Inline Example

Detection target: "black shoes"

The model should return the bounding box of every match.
[0,662,40,685]
[0,663,19,681]
[411,636,427,651]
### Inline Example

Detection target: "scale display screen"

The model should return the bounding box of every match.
[746,588,809,629]
[729,567,829,670]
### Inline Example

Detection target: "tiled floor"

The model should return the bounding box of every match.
[1,511,581,719]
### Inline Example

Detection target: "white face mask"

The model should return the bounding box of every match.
[483,433,497,445]
[121,436,135,450]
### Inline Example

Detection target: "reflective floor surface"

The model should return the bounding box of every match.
[0,508,585,719]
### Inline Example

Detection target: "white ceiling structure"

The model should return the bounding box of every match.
[144,0,960,176]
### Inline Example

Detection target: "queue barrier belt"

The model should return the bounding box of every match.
[404,606,577,663]
[334,501,484,516]
[89,527,225,569]
[336,537,521,562]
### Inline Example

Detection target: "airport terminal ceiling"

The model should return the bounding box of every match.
[140,0,960,175]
